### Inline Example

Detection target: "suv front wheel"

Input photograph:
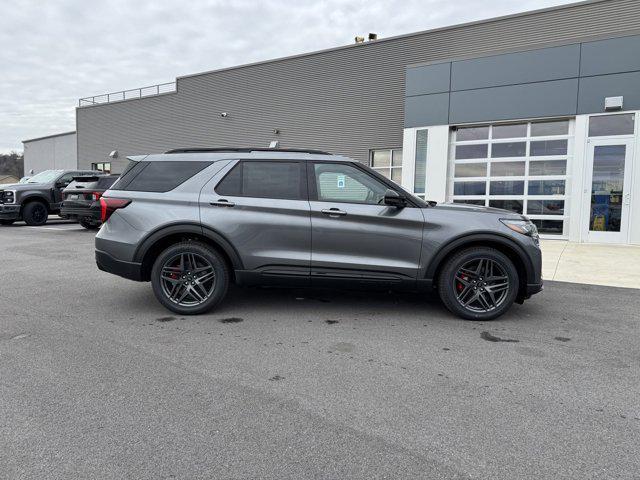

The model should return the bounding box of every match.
[438,247,519,321]
[151,241,229,315]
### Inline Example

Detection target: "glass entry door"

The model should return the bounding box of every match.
[585,138,633,243]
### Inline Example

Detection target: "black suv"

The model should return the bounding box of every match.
[0,169,97,226]
[61,174,120,229]
[95,148,543,321]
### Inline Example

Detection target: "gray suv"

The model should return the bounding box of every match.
[95,148,542,320]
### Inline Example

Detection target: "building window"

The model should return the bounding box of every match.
[414,130,428,196]
[92,162,112,173]
[449,119,572,236]
[370,148,402,185]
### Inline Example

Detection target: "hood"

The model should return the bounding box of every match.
[0,182,49,191]
[434,202,524,218]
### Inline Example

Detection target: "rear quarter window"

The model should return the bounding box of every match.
[113,161,211,192]
[97,176,120,189]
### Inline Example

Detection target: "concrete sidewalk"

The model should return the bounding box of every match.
[541,240,640,289]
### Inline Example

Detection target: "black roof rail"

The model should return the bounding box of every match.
[163,147,331,155]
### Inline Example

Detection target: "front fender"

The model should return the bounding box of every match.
[422,232,537,284]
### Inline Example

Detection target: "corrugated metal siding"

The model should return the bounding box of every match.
[78,0,640,171]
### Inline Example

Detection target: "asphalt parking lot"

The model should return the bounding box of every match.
[1,222,639,479]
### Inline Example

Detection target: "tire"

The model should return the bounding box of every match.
[151,241,229,315]
[80,218,100,230]
[437,247,519,321]
[0,220,15,226]
[22,201,48,226]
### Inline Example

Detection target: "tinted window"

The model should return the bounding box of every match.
[216,164,242,196]
[491,142,526,158]
[489,199,523,214]
[58,173,76,186]
[529,160,567,176]
[531,120,569,137]
[490,161,525,176]
[528,180,565,195]
[588,114,635,137]
[492,123,527,139]
[456,126,489,141]
[527,200,564,215]
[313,163,387,204]
[530,140,568,156]
[454,181,486,196]
[97,176,120,189]
[453,199,485,206]
[111,161,147,190]
[454,163,486,178]
[117,161,211,192]
[216,161,305,200]
[489,181,524,195]
[455,144,488,160]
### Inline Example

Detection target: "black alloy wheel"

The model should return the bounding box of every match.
[453,258,510,313]
[151,241,229,315]
[438,247,519,321]
[160,252,217,307]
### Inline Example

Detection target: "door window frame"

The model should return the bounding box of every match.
[214,159,308,201]
[307,161,422,207]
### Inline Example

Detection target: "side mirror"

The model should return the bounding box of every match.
[383,189,407,208]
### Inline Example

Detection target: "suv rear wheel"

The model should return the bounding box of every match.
[151,241,229,315]
[438,247,518,321]
[23,201,48,226]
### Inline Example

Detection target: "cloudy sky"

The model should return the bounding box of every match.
[2,0,577,152]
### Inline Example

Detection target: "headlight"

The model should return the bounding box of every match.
[4,190,15,204]
[500,218,539,245]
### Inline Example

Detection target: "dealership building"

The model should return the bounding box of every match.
[75,0,640,245]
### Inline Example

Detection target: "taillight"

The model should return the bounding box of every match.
[92,192,102,201]
[100,197,131,223]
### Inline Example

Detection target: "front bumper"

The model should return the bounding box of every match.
[96,249,143,282]
[525,281,544,297]
[0,204,20,220]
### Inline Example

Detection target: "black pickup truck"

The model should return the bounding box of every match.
[0,169,97,226]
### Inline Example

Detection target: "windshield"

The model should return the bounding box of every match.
[27,170,64,184]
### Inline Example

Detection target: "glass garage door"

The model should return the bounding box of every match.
[449,119,572,236]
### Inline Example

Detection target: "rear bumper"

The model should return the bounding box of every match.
[0,204,20,220]
[61,207,100,221]
[96,249,143,281]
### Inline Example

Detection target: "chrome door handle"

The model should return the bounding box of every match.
[210,199,235,207]
[321,208,347,217]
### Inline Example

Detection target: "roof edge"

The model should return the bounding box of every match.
[22,131,76,144]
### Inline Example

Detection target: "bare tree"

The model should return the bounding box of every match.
[0,151,24,179]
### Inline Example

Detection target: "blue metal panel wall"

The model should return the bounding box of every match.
[405,32,640,127]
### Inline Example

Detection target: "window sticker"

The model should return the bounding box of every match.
[337,175,346,189]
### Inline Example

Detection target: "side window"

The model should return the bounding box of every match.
[58,173,75,186]
[313,163,388,205]
[215,161,305,200]
[118,161,211,193]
